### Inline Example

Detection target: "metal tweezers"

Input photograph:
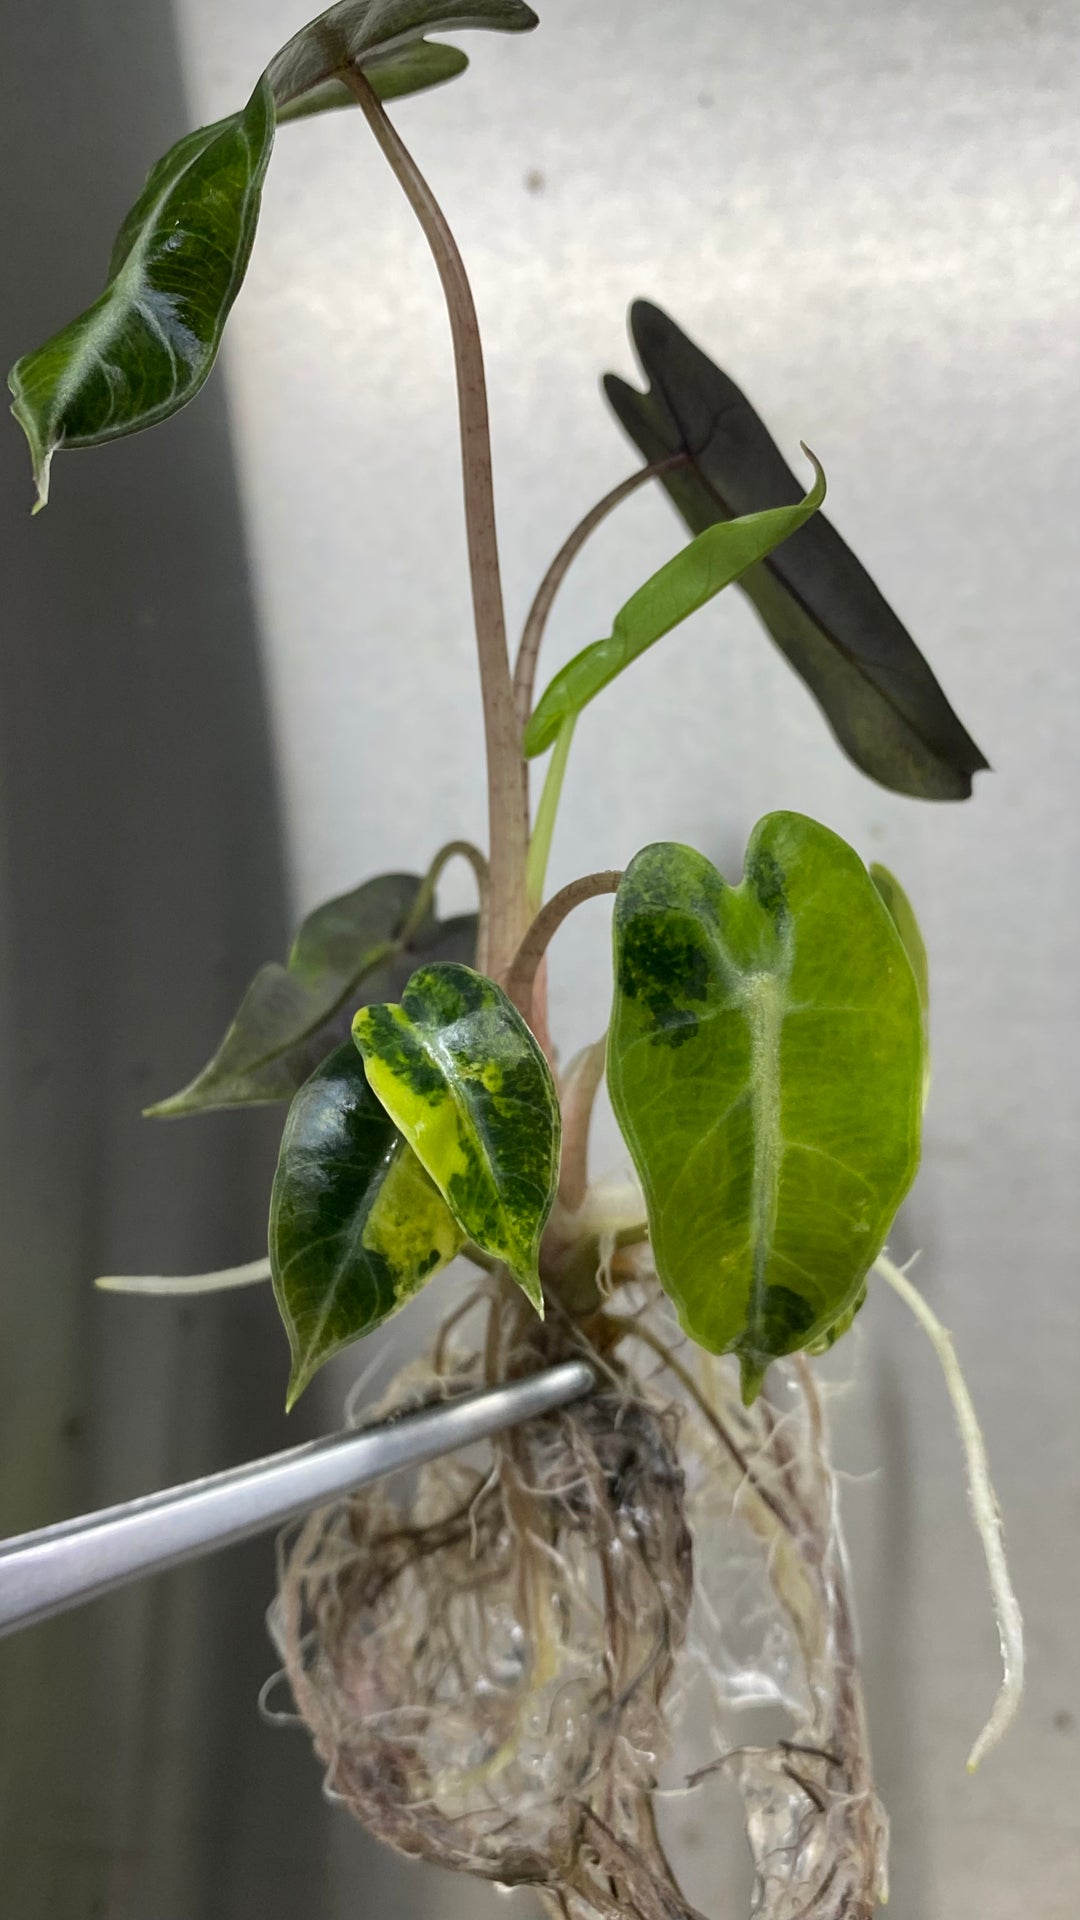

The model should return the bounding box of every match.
[0,1360,593,1639]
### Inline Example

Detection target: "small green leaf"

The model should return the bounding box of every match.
[524,455,825,757]
[352,963,560,1311]
[270,1043,465,1407]
[607,815,924,1399]
[604,302,988,799]
[8,79,275,509]
[266,0,538,111]
[148,871,477,1115]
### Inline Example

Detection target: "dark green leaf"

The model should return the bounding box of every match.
[352,963,560,1311]
[524,454,825,757]
[275,40,468,122]
[266,0,538,111]
[607,816,924,1399]
[270,1043,464,1407]
[148,872,477,1115]
[604,302,988,799]
[8,79,275,509]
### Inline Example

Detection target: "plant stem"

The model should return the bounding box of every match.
[506,870,621,1019]
[344,70,529,980]
[513,454,687,730]
[398,838,490,951]
[525,713,577,909]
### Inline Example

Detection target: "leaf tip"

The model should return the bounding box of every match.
[9,380,53,512]
[738,1352,768,1405]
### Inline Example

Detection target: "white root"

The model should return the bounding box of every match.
[874,1251,1024,1770]
[95,1256,271,1295]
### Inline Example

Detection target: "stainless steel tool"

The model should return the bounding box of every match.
[0,1359,594,1638]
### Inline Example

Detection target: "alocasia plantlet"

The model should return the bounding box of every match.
[11,7,1022,1918]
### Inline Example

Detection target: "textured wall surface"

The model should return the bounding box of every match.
[2,0,1078,1915]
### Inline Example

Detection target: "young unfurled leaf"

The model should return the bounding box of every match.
[270,1044,464,1407]
[352,964,560,1311]
[607,816,924,1400]
[524,454,825,757]
[147,871,477,1116]
[604,302,988,799]
[266,0,538,111]
[9,80,275,510]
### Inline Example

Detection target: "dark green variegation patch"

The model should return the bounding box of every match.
[270,1043,464,1407]
[604,302,987,799]
[607,817,924,1399]
[147,870,477,1115]
[352,963,560,1311]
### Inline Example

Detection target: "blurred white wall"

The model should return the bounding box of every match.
[170,2,1080,1915]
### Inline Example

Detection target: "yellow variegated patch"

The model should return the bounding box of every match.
[353,964,560,1313]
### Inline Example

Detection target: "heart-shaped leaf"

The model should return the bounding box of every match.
[266,0,538,110]
[524,454,825,756]
[9,79,275,510]
[270,1043,464,1407]
[604,302,988,800]
[148,870,478,1116]
[352,963,560,1310]
[607,815,924,1400]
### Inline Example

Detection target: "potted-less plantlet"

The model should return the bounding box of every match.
[8,5,1024,1915]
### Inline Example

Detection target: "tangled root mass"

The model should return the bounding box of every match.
[270,1295,886,1920]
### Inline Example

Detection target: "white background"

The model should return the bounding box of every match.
[42,0,1080,1912]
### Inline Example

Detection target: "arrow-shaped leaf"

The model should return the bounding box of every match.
[524,453,825,756]
[9,2,538,505]
[270,1043,465,1407]
[352,963,560,1311]
[871,860,931,1107]
[147,870,477,1116]
[604,302,988,800]
[607,816,925,1400]
[9,79,275,510]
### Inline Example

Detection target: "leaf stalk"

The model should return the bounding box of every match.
[343,68,529,980]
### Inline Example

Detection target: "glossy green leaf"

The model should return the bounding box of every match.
[524,455,824,757]
[352,963,560,1311]
[147,870,477,1115]
[9,7,536,505]
[9,79,275,509]
[275,40,468,121]
[607,815,924,1400]
[604,302,988,799]
[270,1043,465,1407]
[266,0,538,110]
